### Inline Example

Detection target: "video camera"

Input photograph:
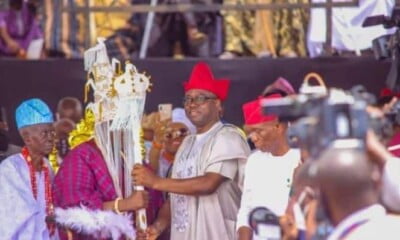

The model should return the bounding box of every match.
[363,7,400,91]
[261,87,371,159]
[261,81,397,160]
[249,207,281,240]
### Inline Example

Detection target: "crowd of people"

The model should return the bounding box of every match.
[1,44,400,240]
[0,0,396,59]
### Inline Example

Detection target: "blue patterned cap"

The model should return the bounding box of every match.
[15,98,54,129]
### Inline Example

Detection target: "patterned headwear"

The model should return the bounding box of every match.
[242,94,282,125]
[262,77,296,96]
[183,62,230,101]
[15,98,54,129]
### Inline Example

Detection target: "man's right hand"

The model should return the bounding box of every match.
[127,190,149,210]
[136,225,162,240]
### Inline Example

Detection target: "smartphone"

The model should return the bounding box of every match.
[158,103,172,121]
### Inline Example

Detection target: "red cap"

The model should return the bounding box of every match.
[379,88,400,99]
[242,94,282,125]
[380,88,394,98]
[184,62,230,101]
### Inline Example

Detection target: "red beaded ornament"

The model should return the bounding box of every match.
[21,147,55,235]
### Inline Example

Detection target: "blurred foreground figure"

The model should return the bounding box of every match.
[318,148,400,240]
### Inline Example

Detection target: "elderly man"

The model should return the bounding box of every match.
[237,93,301,240]
[0,98,56,239]
[133,62,251,240]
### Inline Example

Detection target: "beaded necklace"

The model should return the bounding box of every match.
[21,147,55,235]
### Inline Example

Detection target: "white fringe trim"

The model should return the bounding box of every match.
[54,205,136,240]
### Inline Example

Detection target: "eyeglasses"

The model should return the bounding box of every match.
[183,95,217,106]
[33,125,56,139]
[38,129,56,139]
[165,128,189,139]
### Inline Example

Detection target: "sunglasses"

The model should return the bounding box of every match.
[165,128,189,139]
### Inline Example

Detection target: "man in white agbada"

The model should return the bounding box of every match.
[133,62,250,240]
[0,98,57,239]
[237,93,301,240]
[308,0,395,57]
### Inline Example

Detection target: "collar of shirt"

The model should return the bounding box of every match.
[327,204,386,240]
[195,121,222,140]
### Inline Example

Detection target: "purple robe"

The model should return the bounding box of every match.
[0,3,42,55]
[53,140,118,240]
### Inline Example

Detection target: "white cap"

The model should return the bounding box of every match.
[172,108,196,134]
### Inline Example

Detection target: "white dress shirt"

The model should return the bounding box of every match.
[381,157,400,212]
[327,204,386,240]
[308,0,395,56]
[236,149,301,236]
[346,213,400,240]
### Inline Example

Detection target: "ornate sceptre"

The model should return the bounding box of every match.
[83,39,152,232]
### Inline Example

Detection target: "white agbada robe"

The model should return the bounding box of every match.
[345,213,400,240]
[327,204,400,240]
[170,121,250,240]
[381,157,400,212]
[236,149,301,240]
[0,154,57,240]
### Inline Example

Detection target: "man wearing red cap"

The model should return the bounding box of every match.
[237,93,301,240]
[133,62,250,240]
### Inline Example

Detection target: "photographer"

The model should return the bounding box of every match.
[237,93,301,240]
[316,146,400,240]
[259,85,400,239]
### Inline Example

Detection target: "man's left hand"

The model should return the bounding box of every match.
[132,164,160,188]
